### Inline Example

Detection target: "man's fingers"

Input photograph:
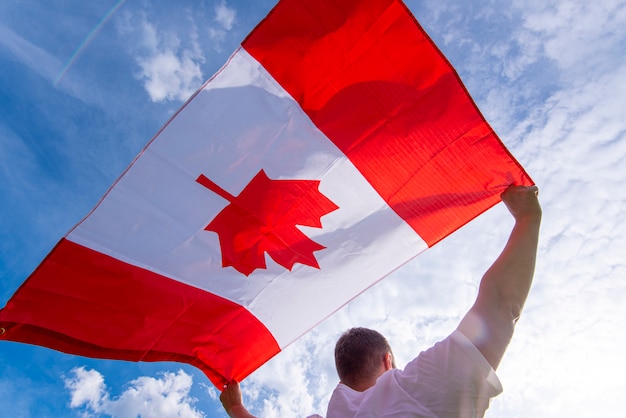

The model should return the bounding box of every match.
[500,185,541,220]
[501,185,539,199]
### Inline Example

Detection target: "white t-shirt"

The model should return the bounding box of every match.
[324,331,503,418]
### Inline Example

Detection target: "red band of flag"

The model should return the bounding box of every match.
[243,0,532,245]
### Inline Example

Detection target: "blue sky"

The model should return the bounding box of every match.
[1,0,625,416]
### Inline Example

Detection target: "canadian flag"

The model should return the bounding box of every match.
[0,0,532,388]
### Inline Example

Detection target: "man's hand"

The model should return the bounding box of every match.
[501,185,541,222]
[220,381,256,418]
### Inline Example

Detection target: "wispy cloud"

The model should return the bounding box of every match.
[0,374,37,417]
[517,0,626,77]
[0,19,121,107]
[0,23,61,83]
[65,367,205,417]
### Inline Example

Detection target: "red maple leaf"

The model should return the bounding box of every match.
[196,170,339,276]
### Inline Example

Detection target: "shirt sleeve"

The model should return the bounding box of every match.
[394,330,503,417]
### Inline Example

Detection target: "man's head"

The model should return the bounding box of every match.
[334,327,395,390]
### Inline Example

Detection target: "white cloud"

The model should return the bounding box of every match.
[133,19,205,103]
[207,1,237,51]
[64,367,205,418]
[243,328,336,417]
[215,1,236,31]
[65,367,108,412]
[469,2,626,416]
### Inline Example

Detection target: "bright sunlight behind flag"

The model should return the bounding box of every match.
[0,0,532,388]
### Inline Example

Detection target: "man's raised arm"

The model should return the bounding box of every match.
[457,185,542,370]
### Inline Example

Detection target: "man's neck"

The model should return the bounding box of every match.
[346,375,380,392]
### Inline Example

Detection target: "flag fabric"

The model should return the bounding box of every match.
[0,0,532,388]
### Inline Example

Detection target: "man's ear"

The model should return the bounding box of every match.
[384,352,393,371]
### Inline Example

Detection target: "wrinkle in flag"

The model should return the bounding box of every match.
[0,0,532,388]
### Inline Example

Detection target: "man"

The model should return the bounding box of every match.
[221,185,542,417]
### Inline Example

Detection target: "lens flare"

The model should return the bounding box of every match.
[54,0,127,86]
